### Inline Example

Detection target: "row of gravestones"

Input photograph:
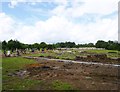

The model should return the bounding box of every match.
[3,50,21,57]
[3,48,50,57]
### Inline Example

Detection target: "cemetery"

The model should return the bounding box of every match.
[1,1,120,91]
[1,45,120,90]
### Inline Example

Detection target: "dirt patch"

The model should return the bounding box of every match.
[26,63,45,68]
[7,69,30,78]
[75,54,119,64]
[21,58,119,90]
[9,57,119,90]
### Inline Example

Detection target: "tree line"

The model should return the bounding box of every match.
[0,39,120,51]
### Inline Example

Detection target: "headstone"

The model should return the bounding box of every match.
[17,50,20,56]
[7,50,11,57]
[32,49,34,52]
[4,50,6,57]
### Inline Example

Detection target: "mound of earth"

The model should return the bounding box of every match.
[9,58,119,90]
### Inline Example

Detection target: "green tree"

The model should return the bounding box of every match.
[40,42,47,49]
[0,41,2,50]
[95,40,108,49]
[2,40,7,50]
[87,43,94,47]
[7,40,22,50]
[33,43,40,50]
[46,44,56,50]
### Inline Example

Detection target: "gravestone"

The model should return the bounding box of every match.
[7,50,11,57]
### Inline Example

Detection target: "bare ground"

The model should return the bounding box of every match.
[18,57,120,90]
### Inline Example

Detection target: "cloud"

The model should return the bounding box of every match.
[8,0,26,8]
[0,13,16,41]
[0,1,118,44]
[1,14,117,44]
[8,1,18,8]
[52,0,118,18]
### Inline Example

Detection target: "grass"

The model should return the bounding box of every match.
[86,49,118,53]
[27,49,119,60]
[2,57,74,90]
[86,49,119,58]
[2,57,73,91]
[3,78,41,90]
[1,49,119,90]
[52,80,73,90]
[3,57,36,73]
[2,57,42,90]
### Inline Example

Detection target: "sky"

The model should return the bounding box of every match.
[0,0,119,44]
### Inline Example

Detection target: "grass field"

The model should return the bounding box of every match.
[2,57,42,90]
[2,49,119,90]
[2,48,119,90]
[86,49,119,58]
[52,80,73,90]
[26,49,119,60]
[2,57,74,90]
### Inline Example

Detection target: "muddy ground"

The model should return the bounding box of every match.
[12,57,120,90]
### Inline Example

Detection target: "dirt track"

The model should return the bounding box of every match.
[18,57,119,90]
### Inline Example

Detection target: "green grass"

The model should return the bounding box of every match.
[86,49,119,58]
[3,78,41,90]
[27,49,119,60]
[28,52,76,60]
[86,49,118,53]
[52,80,73,90]
[2,57,42,90]
[3,57,36,72]
[2,57,75,90]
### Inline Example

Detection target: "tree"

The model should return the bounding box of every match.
[21,44,28,49]
[65,42,76,48]
[46,44,56,50]
[1,39,119,51]
[2,40,7,50]
[107,41,120,50]
[0,41,2,50]
[95,40,120,50]
[87,43,94,47]
[7,40,23,50]
[95,40,108,49]
[7,40,15,50]
[40,42,47,49]
[14,40,22,49]
[55,42,76,48]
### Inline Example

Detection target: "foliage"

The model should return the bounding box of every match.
[96,40,120,51]
[2,40,7,50]
[56,42,76,48]
[76,43,94,47]
[1,39,120,51]
[0,41,2,50]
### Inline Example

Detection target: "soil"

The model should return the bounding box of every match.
[7,56,119,90]
[18,57,120,90]
[75,54,119,64]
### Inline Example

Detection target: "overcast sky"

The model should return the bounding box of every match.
[0,0,119,44]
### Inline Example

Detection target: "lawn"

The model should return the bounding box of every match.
[2,49,119,90]
[86,49,119,58]
[52,80,73,90]
[2,57,42,90]
[27,49,119,60]
[2,57,75,90]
